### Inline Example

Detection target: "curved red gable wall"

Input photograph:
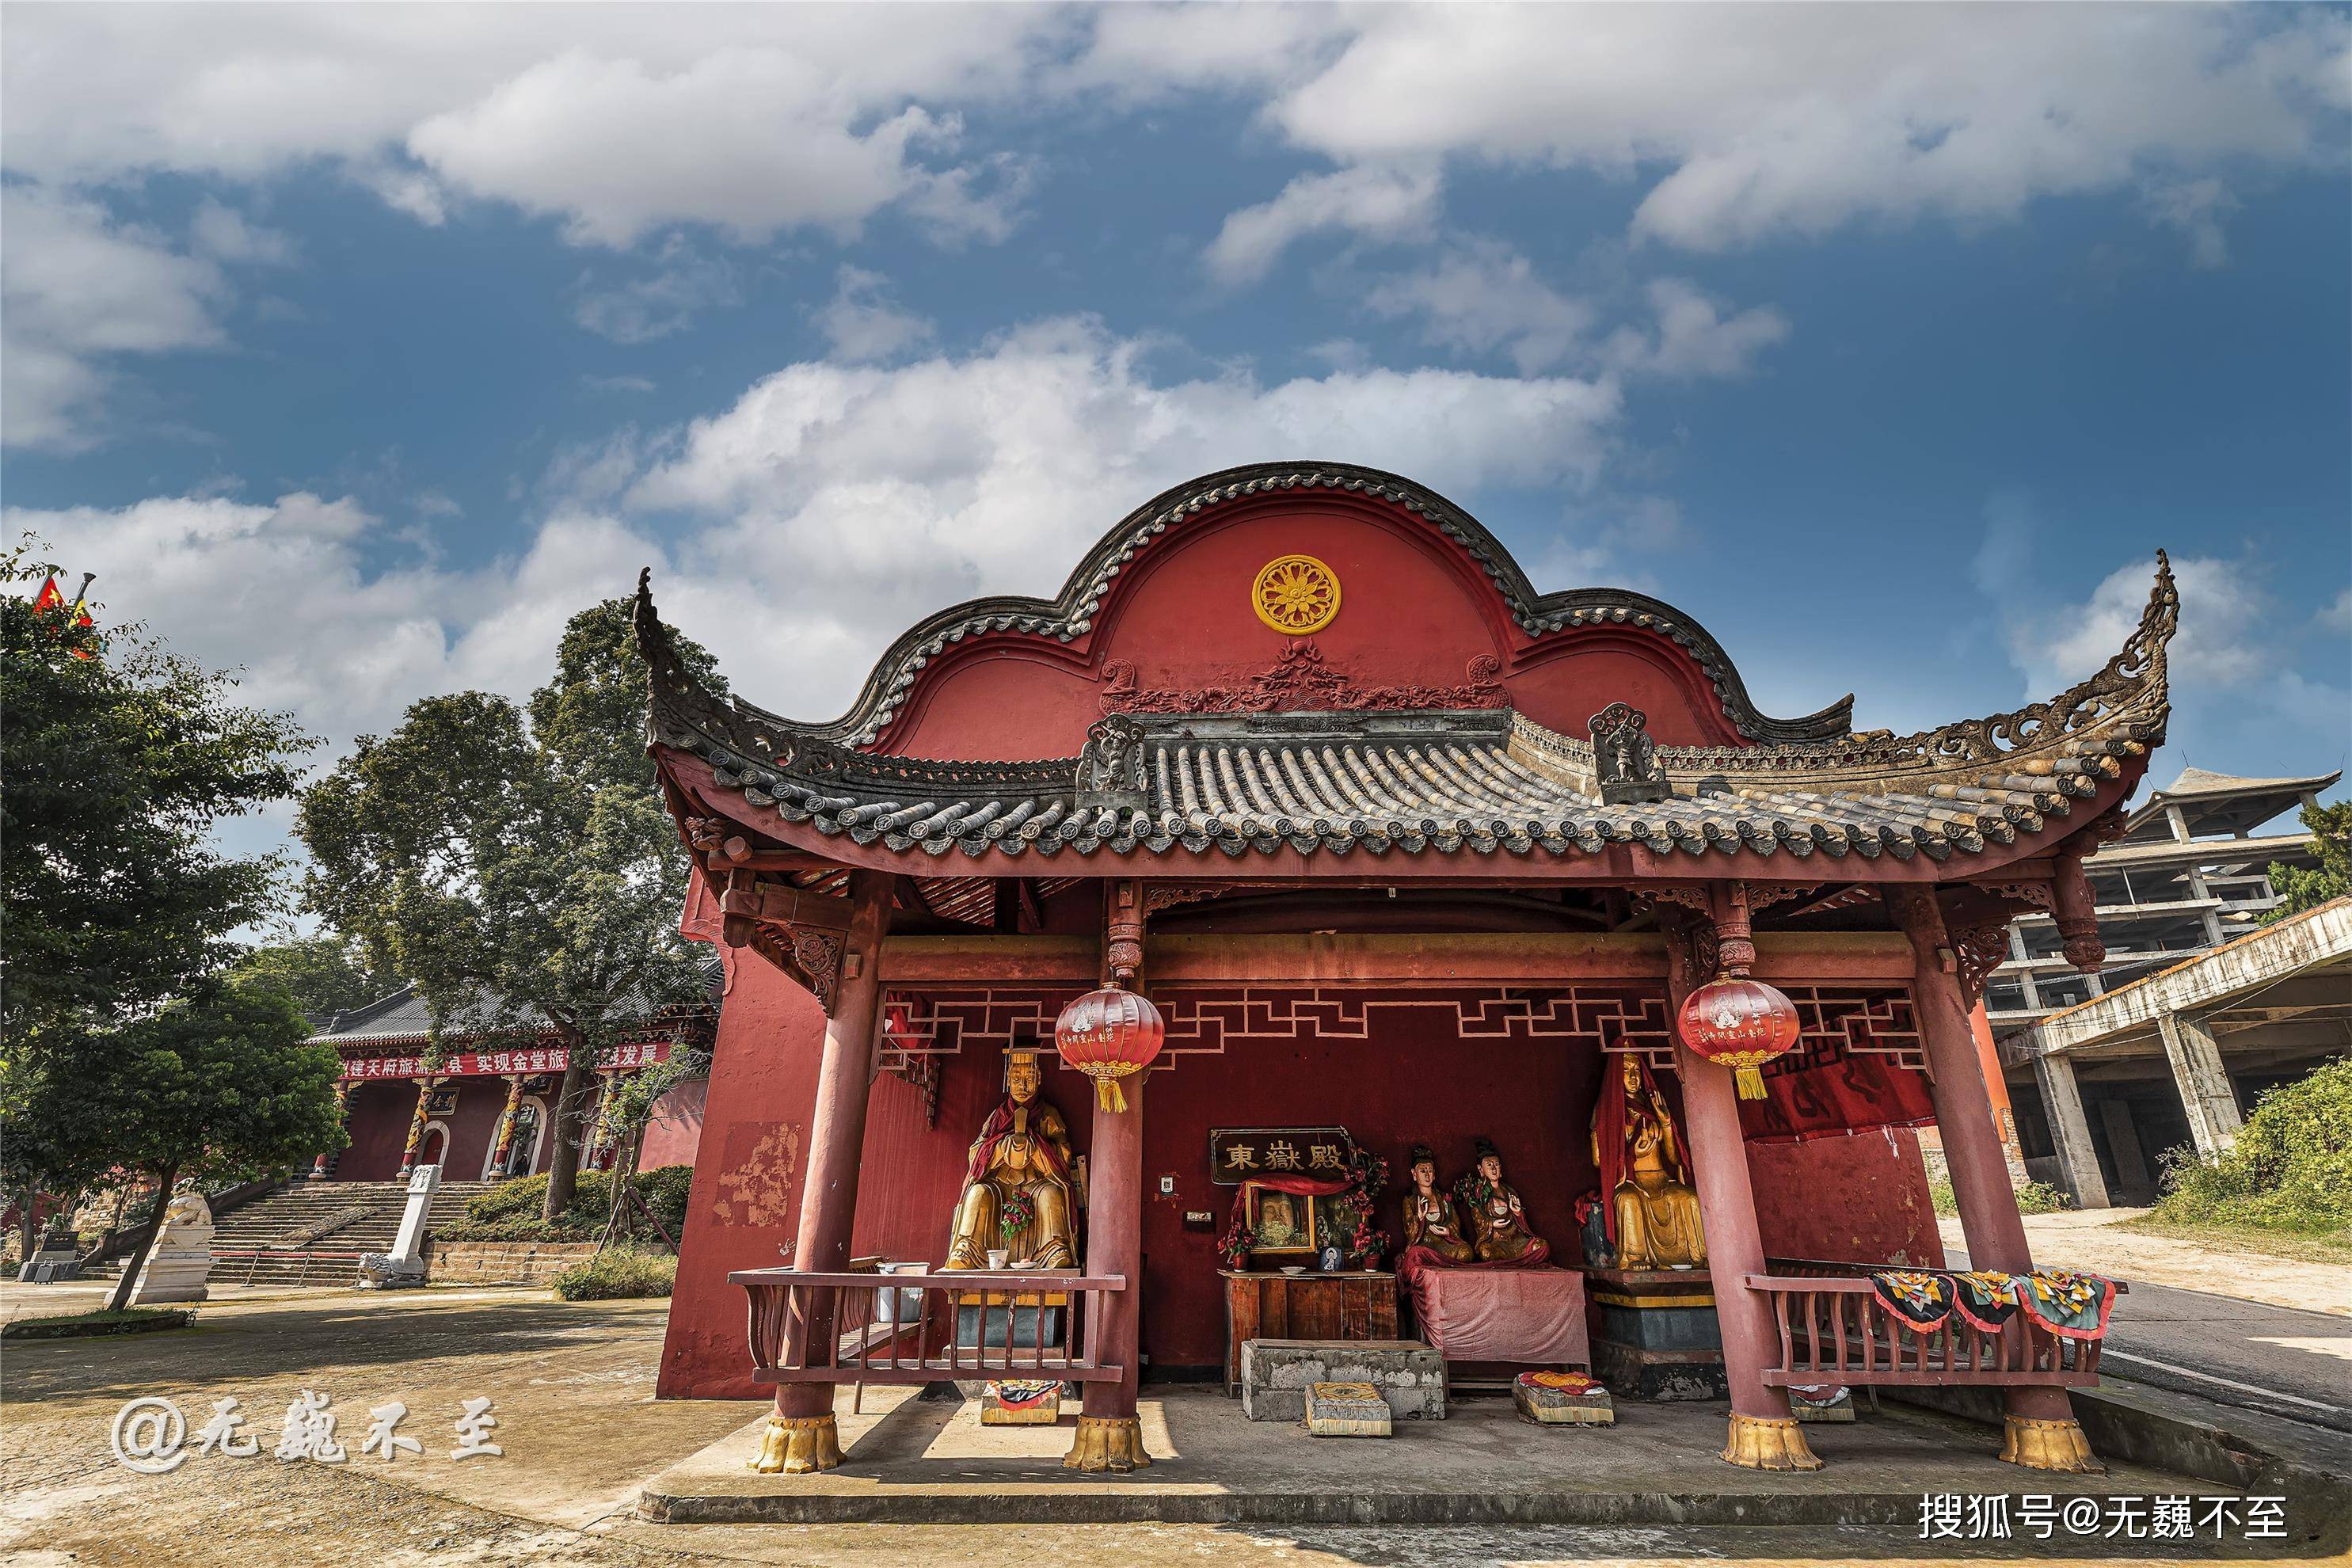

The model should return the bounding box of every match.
[876,494,1753,759]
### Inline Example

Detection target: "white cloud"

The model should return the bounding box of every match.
[2321,586,2352,634]
[611,315,1623,715]
[0,185,228,451]
[814,266,937,363]
[2141,177,2241,270]
[1600,280,1789,380]
[13,320,1627,767]
[1192,6,2349,256]
[188,200,297,265]
[1361,249,1784,382]
[2016,553,2269,699]
[1362,241,1593,374]
[1205,165,1441,284]
[1,7,1064,247]
[573,238,743,344]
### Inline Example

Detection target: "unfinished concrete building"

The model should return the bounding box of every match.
[1989,766,2345,1205]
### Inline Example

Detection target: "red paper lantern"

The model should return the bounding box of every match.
[1054,983,1165,1113]
[1677,976,1802,1101]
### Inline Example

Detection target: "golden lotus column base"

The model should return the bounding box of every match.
[748,1413,843,1475]
[1720,1412,1824,1471]
[2000,1414,2103,1473]
[1063,1414,1151,1473]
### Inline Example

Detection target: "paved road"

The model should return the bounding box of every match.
[1949,1244,2352,1435]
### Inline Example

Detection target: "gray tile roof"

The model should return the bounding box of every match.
[659,702,2152,865]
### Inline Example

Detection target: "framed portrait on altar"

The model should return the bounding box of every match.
[1241,1180,1320,1256]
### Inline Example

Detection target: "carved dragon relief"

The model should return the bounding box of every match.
[1099,639,1505,716]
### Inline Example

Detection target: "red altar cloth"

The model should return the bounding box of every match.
[1412,1265,1589,1365]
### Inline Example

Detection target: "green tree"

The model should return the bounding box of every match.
[230,935,396,1024]
[2264,799,2351,923]
[97,980,347,1310]
[299,598,721,1223]
[2,545,313,1265]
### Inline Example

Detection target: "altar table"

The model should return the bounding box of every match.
[1219,1269,1398,1395]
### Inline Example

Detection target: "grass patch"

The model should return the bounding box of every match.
[551,1246,676,1302]
[2145,1056,2352,1250]
[2114,1216,2352,1268]
[3,1307,195,1341]
[436,1164,692,1243]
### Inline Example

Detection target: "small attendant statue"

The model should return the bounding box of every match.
[944,1045,1083,1269]
[1591,1053,1707,1269]
[1456,1136,1547,1264]
[1400,1143,1474,1265]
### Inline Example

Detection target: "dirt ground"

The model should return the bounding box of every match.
[1946,1210,2352,1317]
[0,1281,2325,1567]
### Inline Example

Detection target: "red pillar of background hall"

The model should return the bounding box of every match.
[1893,889,2101,1471]
[1665,918,1821,1471]
[766,870,896,1455]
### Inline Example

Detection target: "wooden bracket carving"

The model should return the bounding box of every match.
[685,815,753,868]
[716,872,855,1013]
[1950,922,2013,1005]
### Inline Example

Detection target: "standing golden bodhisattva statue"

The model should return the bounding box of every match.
[1400,1143,1474,1264]
[1592,1053,1707,1269]
[944,1047,1084,1269]
[1459,1136,1547,1263]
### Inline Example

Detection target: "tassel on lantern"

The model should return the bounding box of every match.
[1094,1074,1128,1113]
[1734,1064,1769,1101]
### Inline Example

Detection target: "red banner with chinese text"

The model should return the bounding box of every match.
[338,1041,672,1082]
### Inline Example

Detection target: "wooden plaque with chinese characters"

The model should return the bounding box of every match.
[1208,1126,1353,1185]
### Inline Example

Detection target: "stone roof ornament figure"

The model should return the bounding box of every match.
[1590,702,1669,805]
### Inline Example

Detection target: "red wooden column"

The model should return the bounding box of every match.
[1893,889,2101,1472]
[752,868,896,1476]
[395,1078,436,1177]
[487,1075,527,1180]
[1067,878,1152,1473]
[1669,894,1821,1471]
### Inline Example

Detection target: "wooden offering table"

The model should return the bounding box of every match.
[1220,1269,1397,1395]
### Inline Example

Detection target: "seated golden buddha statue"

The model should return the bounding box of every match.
[1591,1052,1707,1269]
[1401,1143,1474,1264]
[945,1045,1083,1269]
[1456,1136,1547,1263]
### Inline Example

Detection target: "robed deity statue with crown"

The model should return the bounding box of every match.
[944,1044,1086,1269]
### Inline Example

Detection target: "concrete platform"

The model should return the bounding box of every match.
[639,1384,2199,1526]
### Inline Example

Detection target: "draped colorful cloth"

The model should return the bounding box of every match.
[1867,1269,2118,1341]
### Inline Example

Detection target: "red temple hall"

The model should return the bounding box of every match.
[637,461,2171,1475]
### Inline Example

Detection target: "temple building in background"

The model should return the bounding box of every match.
[305,984,715,1182]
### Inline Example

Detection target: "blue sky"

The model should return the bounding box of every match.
[6,3,2347,870]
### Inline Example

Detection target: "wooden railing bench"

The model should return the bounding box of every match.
[1745,1271,2123,1389]
[731,1266,1128,1387]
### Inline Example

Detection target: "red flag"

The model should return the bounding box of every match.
[32,573,96,656]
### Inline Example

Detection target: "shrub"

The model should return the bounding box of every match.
[438,1164,693,1243]
[2013,1180,2071,1216]
[2152,1057,2352,1235]
[553,1246,676,1301]
[1928,1176,2065,1218]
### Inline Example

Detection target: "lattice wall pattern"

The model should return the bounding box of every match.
[875,981,1927,1083]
